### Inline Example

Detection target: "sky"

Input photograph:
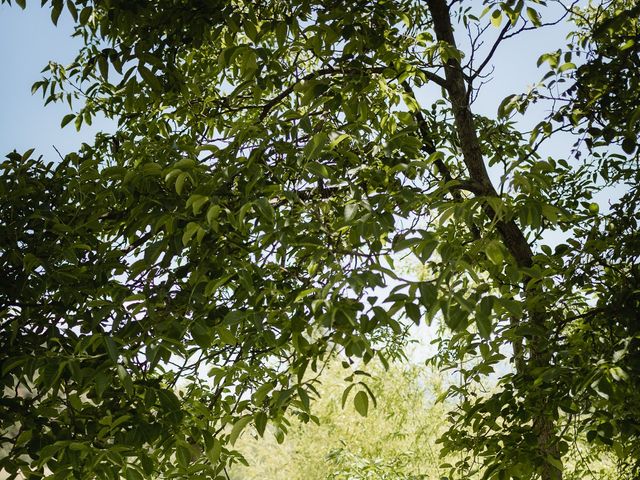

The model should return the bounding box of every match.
[0,3,112,160]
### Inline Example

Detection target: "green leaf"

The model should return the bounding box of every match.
[15,429,32,446]
[175,171,189,194]
[176,444,191,468]
[329,133,350,149]
[419,282,438,307]
[305,132,328,159]
[405,302,421,325]
[188,194,209,215]
[51,1,63,25]
[341,383,355,408]
[138,65,162,92]
[526,7,541,26]
[418,239,438,262]
[103,336,118,363]
[229,416,252,445]
[476,297,494,339]
[344,203,358,223]
[622,137,636,154]
[253,382,273,403]
[558,62,576,73]
[116,365,133,396]
[497,94,517,118]
[546,455,564,472]
[78,6,92,24]
[294,288,315,303]
[206,204,221,229]
[68,393,83,410]
[627,106,640,135]
[275,21,287,48]
[97,55,109,81]
[61,113,76,128]
[305,161,330,179]
[240,49,258,78]
[255,411,268,437]
[173,158,196,170]
[217,326,237,345]
[125,468,144,480]
[206,437,222,464]
[182,222,200,246]
[353,390,369,417]
[66,0,78,21]
[254,197,275,223]
[426,151,444,164]
[20,148,35,162]
[485,241,504,265]
[93,372,110,399]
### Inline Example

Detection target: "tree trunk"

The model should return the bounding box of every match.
[426,1,562,478]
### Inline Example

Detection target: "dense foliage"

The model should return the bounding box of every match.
[1,0,638,479]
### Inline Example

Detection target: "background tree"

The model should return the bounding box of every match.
[230,358,446,480]
[1,0,639,479]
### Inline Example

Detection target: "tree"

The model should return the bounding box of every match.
[537,1,640,476]
[230,358,447,480]
[1,0,638,479]
[231,356,619,480]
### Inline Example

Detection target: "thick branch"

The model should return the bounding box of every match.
[427,0,533,269]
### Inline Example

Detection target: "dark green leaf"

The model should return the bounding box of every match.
[353,390,369,417]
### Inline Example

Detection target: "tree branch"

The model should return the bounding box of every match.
[428,0,534,269]
[260,66,446,120]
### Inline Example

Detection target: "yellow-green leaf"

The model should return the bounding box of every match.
[485,241,504,265]
[490,9,502,28]
[229,416,252,445]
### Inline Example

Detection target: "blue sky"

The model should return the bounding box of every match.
[0,3,111,160]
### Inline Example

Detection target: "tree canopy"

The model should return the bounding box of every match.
[1,1,639,479]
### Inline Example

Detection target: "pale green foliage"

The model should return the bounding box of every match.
[231,353,619,480]
[231,359,446,480]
